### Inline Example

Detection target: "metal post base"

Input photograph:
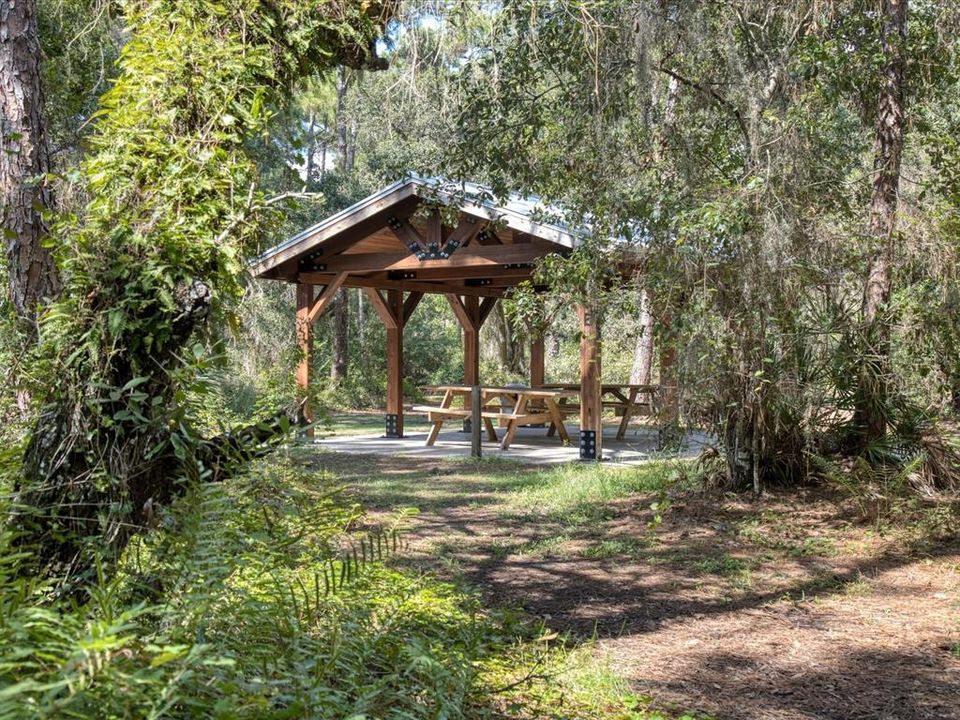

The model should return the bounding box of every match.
[385,414,402,438]
[579,429,597,460]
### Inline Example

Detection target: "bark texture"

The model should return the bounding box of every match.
[331,291,349,381]
[0,0,61,329]
[629,288,655,385]
[855,0,908,443]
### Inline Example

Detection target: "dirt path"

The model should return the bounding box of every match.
[311,451,960,720]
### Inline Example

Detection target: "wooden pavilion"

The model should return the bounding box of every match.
[251,174,636,460]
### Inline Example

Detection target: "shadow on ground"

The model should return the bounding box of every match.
[303,448,960,720]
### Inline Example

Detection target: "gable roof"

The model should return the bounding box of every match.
[251,173,584,279]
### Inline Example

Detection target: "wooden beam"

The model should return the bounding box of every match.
[362,287,398,330]
[384,266,535,282]
[459,295,482,429]
[316,244,553,274]
[426,210,442,248]
[578,304,602,460]
[386,216,427,255]
[531,336,545,388]
[306,272,348,324]
[254,186,419,276]
[478,297,498,327]
[464,318,479,386]
[301,271,505,298]
[385,289,405,437]
[403,291,424,323]
[445,293,475,332]
[464,295,481,326]
[474,228,502,246]
[296,282,314,433]
[448,214,485,247]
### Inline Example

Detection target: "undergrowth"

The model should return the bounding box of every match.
[0,448,675,719]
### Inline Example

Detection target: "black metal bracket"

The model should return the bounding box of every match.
[579,429,597,460]
[385,414,401,438]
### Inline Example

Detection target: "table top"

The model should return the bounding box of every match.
[542,383,658,392]
[421,384,579,399]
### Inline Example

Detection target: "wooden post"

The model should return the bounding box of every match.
[447,294,494,433]
[463,296,481,386]
[463,296,480,432]
[385,288,404,438]
[471,384,482,458]
[296,282,315,436]
[578,304,602,460]
[530,336,545,388]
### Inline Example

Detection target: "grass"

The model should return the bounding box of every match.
[580,537,653,560]
[502,462,682,524]
[0,448,695,720]
[480,641,712,720]
[316,410,431,437]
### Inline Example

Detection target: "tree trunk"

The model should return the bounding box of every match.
[0,0,61,332]
[629,287,655,385]
[854,0,908,444]
[356,287,364,334]
[493,302,524,376]
[336,67,351,172]
[304,109,317,186]
[331,291,349,382]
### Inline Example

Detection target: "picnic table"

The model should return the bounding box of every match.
[413,385,578,450]
[542,383,657,441]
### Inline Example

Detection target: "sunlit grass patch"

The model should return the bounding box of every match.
[501,461,680,524]
[790,536,838,558]
[480,642,713,719]
[516,533,575,558]
[694,554,753,590]
[581,536,652,560]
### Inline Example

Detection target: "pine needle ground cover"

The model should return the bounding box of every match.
[0,447,689,720]
[315,449,960,720]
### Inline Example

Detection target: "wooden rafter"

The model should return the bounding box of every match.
[447,215,485,248]
[386,216,427,256]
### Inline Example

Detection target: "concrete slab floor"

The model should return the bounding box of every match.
[316,424,709,466]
